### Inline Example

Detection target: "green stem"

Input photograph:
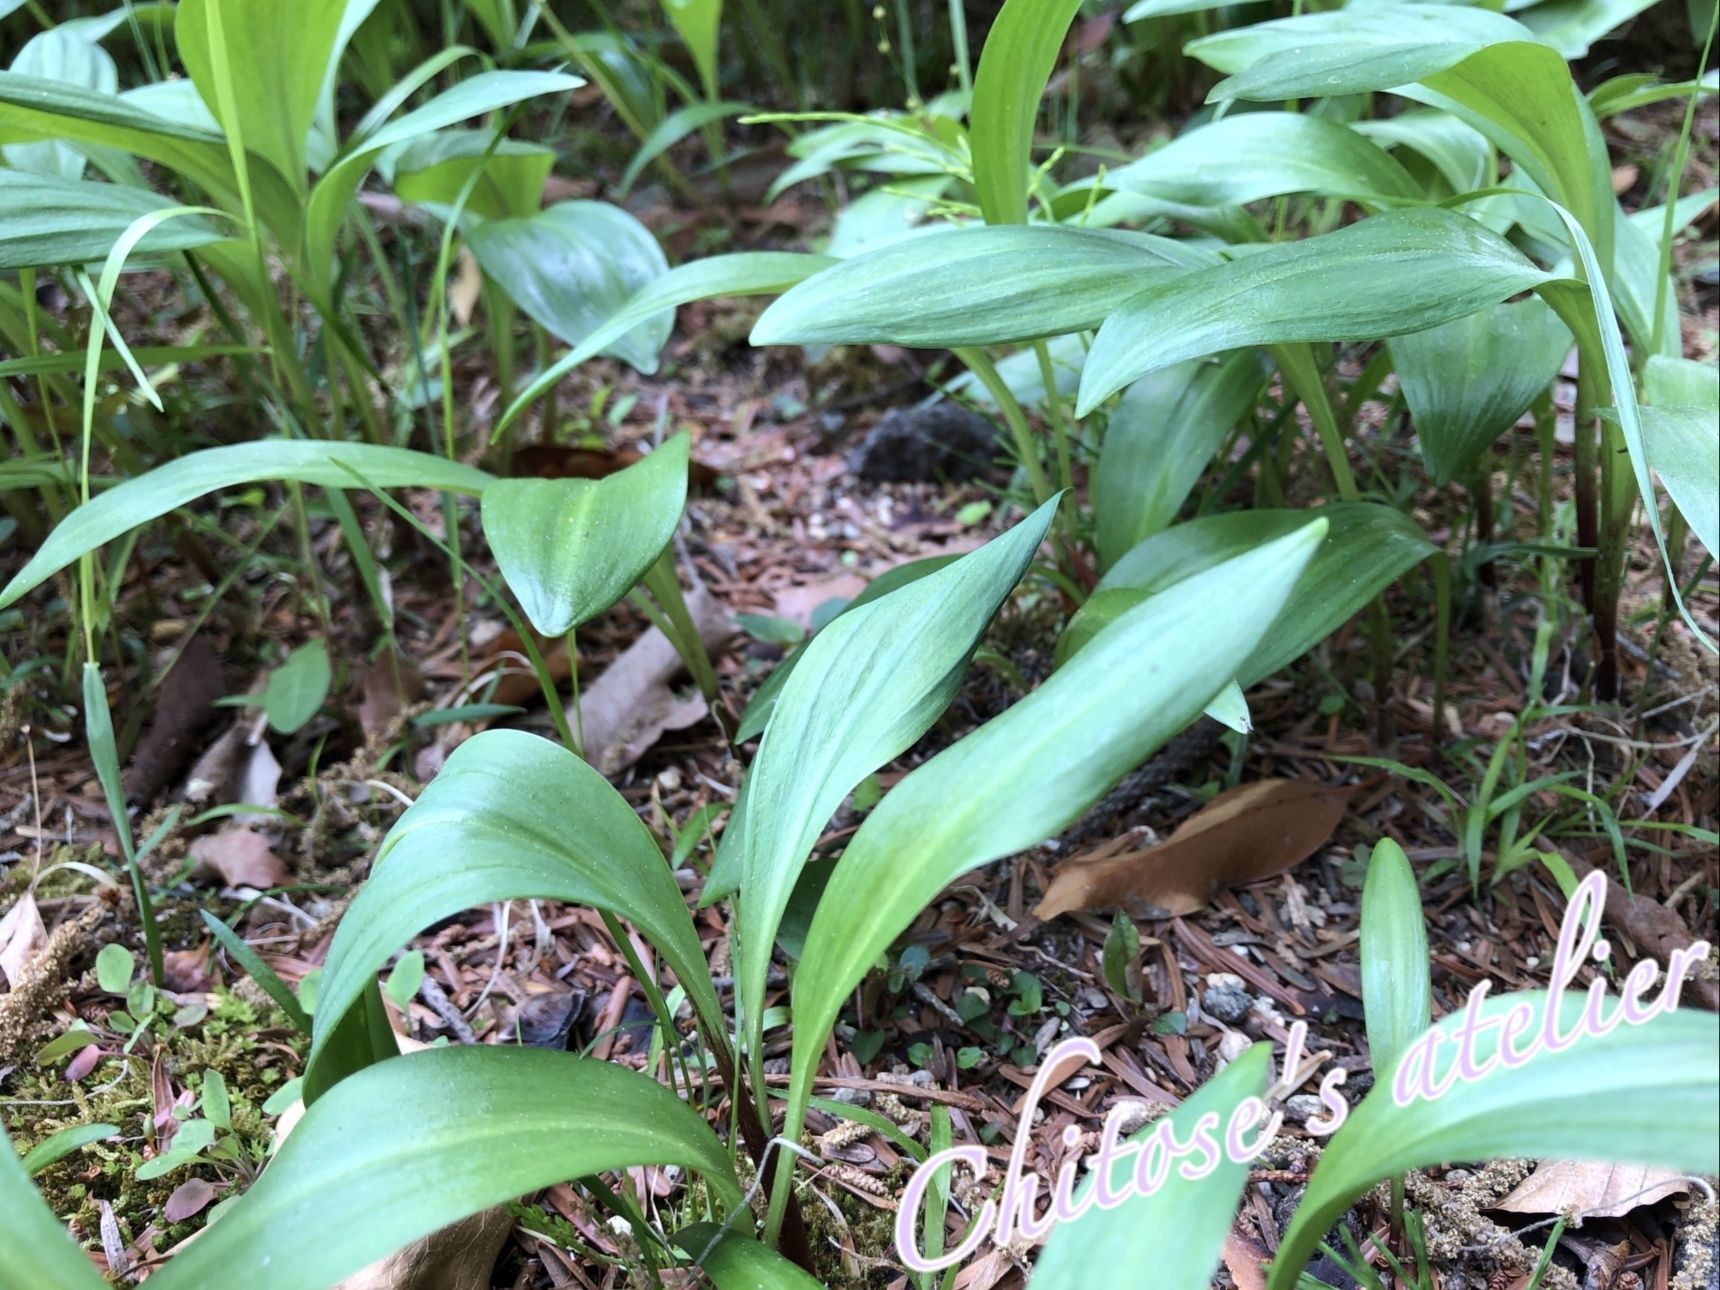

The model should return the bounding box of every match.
[1272,344,1358,502]
[565,627,585,756]
[953,347,1053,505]
[1032,339,1074,497]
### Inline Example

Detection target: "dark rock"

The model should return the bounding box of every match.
[1202,983,1253,1023]
[846,401,1002,482]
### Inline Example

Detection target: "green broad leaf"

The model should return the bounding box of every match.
[1638,407,1719,559]
[1094,349,1269,570]
[148,1047,741,1290]
[468,201,672,373]
[1613,199,1682,358]
[480,432,688,637]
[1057,504,1437,685]
[1108,112,1420,209]
[95,943,135,994]
[0,1130,110,1289]
[135,1117,216,1180]
[968,0,1085,224]
[20,1123,119,1178]
[4,25,117,179]
[721,499,1058,1053]
[785,520,1325,1139]
[0,171,226,270]
[660,0,722,98]
[1354,110,1494,195]
[751,226,1196,350]
[620,100,751,196]
[303,70,582,295]
[673,1223,823,1288]
[1515,0,1659,58]
[175,0,347,190]
[264,640,331,735]
[825,174,951,258]
[0,441,493,611]
[1389,297,1572,486]
[383,131,555,221]
[200,1071,231,1132]
[305,730,724,1100]
[1644,354,1720,411]
[1077,207,1558,417]
[1267,994,1720,1288]
[1030,1045,1269,1287]
[1359,839,1431,1085]
[495,251,835,437]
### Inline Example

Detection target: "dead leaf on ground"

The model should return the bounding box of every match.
[162,943,215,994]
[1494,1160,1691,1219]
[1568,856,1718,1011]
[124,636,226,803]
[510,443,720,492]
[163,1178,220,1223]
[1034,778,1354,920]
[188,827,288,890]
[448,247,482,327]
[773,574,868,628]
[0,891,47,989]
[1221,1230,1270,1290]
[357,652,425,743]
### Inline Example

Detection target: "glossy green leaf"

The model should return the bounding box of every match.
[1353,110,1494,195]
[4,25,117,179]
[0,1130,109,1290]
[481,432,688,636]
[1359,839,1431,1083]
[264,640,332,736]
[674,1223,823,1288]
[722,499,1058,1051]
[384,131,555,221]
[660,0,722,98]
[0,171,225,269]
[1389,297,1572,485]
[1644,353,1720,410]
[1057,504,1437,685]
[1077,208,1559,416]
[496,252,835,437]
[176,0,346,190]
[1030,1045,1269,1287]
[150,1047,741,1290]
[752,226,1195,350]
[306,730,724,1097]
[969,0,1084,224]
[0,442,493,611]
[1109,112,1420,208]
[468,201,672,373]
[1638,407,1719,559]
[1094,349,1268,569]
[1516,0,1659,58]
[19,1123,118,1178]
[1267,994,1720,1288]
[785,521,1326,1140]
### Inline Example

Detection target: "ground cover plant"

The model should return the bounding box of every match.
[0,0,1716,1287]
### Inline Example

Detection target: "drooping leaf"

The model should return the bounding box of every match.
[149,1047,742,1290]
[1057,505,1436,684]
[1389,297,1572,485]
[785,520,1326,1139]
[1267,995,1720,1288]
[468,201,672,372]
[263,640,332,736]
[305,730,724,1099]
[1109,112,1420,208]
[0,1130,109,1290]
[752,225,1199,350]
[1030,1045,1269,1287]
[496,252,835,437]
[0,171,225,270]
[1077,207,1559,416]
[1637,407,1719,559]
[4,25,117,179]
[721,499,1058,1052]
[0,442,494,611]
[969,0,1085,225]
[384,130,555,221]
[1359,838,1431,1084]
[673,1223,824,1288]
[480,432,689,637]
[1094,349,1269,569]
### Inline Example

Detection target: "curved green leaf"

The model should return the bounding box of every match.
[5,25,117,179]
[1077,207,1559,416]
[1354,110,1494,195]
[674,1223,823,1288]
[19,1123,119,1178]
[306,730,723,1098]
[469,200,672,373]
[722,499,1058,1053]
[0,442,494,612]
[1389,297,1572,485]
[621,100,751,195]
[751,225,1196,350]
[785,520,1326,1140]
[151,1047,741,1290]
[264,640,332,736]
[1516,0,1659,59]
[1109,112,1420,208]
[495,251,835,438]
[1267,994,1720,1288]
[969,0,1085,224]
[480,432,689,637]
[0,171,225,269]
[1057,504,1437,685]
[660,0,723,99]
[0,1131,108,1290]
[1639,407,1719,559]
[1030,1045,1269,1288]
[1359,839,1431,1082]
[385,131,556,221]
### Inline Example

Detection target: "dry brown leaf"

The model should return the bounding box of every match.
[1611,164,1639,195]
[357,653,424,744]
[188,827,288,890]
[773,574,868,627]
[0,892,47,989]
[448,247,482,327]
[1034,778,1354,920]
[1494,1160,1691,1219]
[1221,1230,1271,1290]
[163,1178,220,1223]
[124,636,226,803]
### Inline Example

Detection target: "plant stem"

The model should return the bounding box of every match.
[1271,344,1357,502]
[953,347,1054,506]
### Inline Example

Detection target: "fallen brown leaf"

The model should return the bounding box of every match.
[0,892,47,989]
[357,652,424,744]
[510,443,720,492]
[163,1178,220,1223]
[773,574,868,628]
[124,636,226,803]
[1034,779,1354,920]
[188,827,289,890]
[448,247,482,327]
[1221,1230,1271,1290]
[1494,1160,1691,1219]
